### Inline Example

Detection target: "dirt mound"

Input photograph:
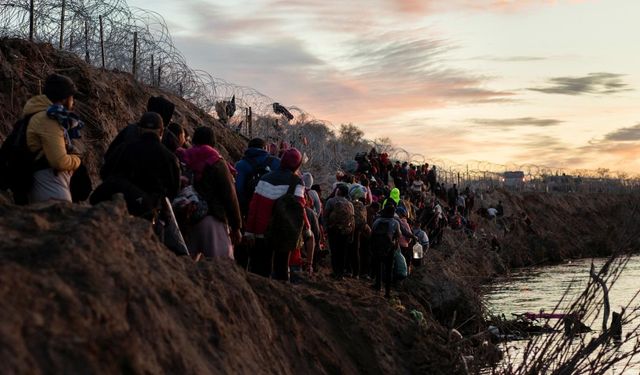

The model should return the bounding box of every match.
[0,199,467,375]
[478,190,640,267]
[0,38,247,180]
[406,190,640,334]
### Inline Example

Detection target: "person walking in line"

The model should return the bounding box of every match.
[181,126,242,259]
[324,184,355,279]
[244,148,310,281]
[92,112,180,219]
[102,96,175,179]
[370,203,401,298]
[25,74,82,203]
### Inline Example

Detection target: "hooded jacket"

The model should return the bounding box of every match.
[234,147,280,213]
[383,188,401,208]
[24,95,80,172]
[182,145,242,231]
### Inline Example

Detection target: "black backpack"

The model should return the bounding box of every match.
[265,175,304,253]
[242,156,275,214]
[0,113,46,205]
[371,219,398,257]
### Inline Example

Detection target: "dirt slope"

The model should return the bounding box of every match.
[477,189,640,268]
[0,199,466,375]
[0,38,246,180]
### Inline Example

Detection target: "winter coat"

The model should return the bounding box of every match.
[24,95,80,172]
[101,123,139,180]
[182,145,242,231]
[234,148,280,212]
[107,132,180,208]
[245,169,309,237]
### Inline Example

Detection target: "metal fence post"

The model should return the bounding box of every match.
[84,20,90,63]
[132,32,138,77]
[59,0,66,49]
[29,0,35,41]
[99,15,105,68]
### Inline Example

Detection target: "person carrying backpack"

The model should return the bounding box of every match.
[234,138,280,268]
[370,203,402,298]
[244,148,310,281]
[344,184,368,278]
[19,74,82,203]
[234,138,280,217]
[180,127,242,259]
[302,172,322,217]
[323,184,355,279]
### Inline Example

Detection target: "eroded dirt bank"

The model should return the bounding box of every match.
[0,200,471,375]
[0,38,246,180]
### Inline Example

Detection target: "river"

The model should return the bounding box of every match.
[483,255,640,374]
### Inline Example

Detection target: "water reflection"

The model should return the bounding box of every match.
[485,256,640,317]
[483,255,640,373]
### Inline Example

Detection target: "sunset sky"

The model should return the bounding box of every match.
[129,0,639,173]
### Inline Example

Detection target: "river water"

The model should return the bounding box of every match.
[483,255,640,374]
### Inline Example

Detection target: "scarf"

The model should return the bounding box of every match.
[47,104,84,141]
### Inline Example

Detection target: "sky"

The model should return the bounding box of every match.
[129,0,640,174]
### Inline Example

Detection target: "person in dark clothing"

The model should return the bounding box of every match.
[234,138,281,217]
[447,183,459,210]
[234,138,280,268]
[162,123,187,154]
[427,166,437,193]
[94,112,180,217]
[101,96,175,179]
[371,203,401,298]
[496,200,504,217]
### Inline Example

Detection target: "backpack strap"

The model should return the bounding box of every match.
[286,174,299,195]
[245,155,275,173]
[244,156,259,171]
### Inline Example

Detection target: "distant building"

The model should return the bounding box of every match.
[502,171,525,188]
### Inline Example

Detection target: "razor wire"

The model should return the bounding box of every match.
[1,0,637,190]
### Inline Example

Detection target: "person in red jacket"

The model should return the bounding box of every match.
[244,148,311,280]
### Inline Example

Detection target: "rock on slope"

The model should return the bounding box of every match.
[0,200,463,375]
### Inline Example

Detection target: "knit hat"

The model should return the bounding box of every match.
[147,96,175,127]
[280,148,302,171]
[349,184,366,201]
[138,112,163,130]
[302,172,314,188]
[396,206,408,217]
[43,74,77,102]
[248,137,266,149]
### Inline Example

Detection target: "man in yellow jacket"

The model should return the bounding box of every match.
[24,74,81,202]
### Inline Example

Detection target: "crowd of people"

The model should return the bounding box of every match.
[0,73,507,298]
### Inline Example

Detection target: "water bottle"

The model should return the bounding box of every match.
[412,243,423,260]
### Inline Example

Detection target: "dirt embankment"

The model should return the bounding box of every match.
[0,199,475,375]
[0,38,247,180]
[2,38,639,374]
[477,189,640,268]
[399,189,640,336]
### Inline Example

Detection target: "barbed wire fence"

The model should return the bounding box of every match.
[1,0,638,192]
